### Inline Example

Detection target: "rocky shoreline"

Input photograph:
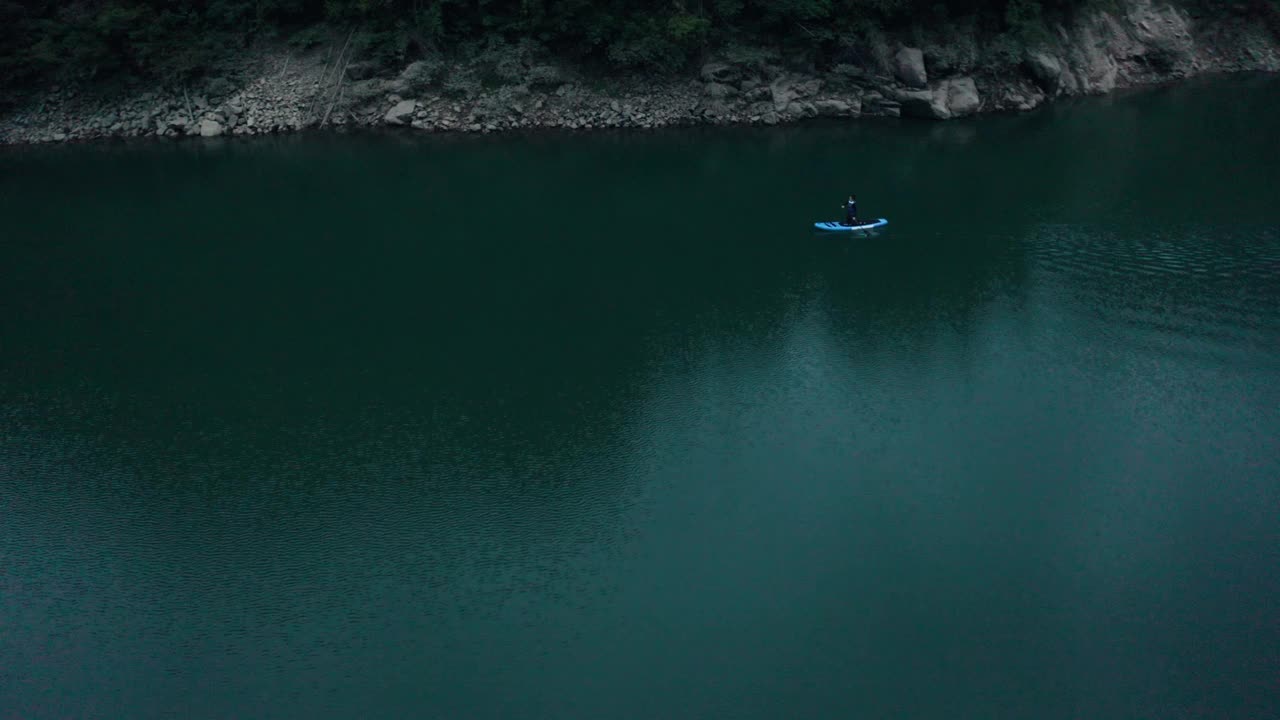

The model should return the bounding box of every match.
[1,0,1276,146]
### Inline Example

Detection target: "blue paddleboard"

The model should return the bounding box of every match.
[814,218,889,232]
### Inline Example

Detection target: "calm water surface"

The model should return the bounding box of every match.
[2,77,1279,719]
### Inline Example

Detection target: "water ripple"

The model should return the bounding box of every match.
[1028,223,1280,364]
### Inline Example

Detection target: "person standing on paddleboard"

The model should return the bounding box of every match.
[843,195,858,225]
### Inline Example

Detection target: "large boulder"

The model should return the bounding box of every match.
[896,88,950,120]
[895,78,980,120]
[894,46,928,88]
[1070,24,1119,94]
[796,78,822,98]
[770,75,821,112]
[770,77,797,112]
[1125,0,1195,73]
[1024,51,1063,93]
[198,119,224,137]
[384,99,417,126]
[946,77,980,117]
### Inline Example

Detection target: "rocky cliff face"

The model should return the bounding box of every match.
[1,0,1275,145]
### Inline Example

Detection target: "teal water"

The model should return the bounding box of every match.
[2,77,1279,719]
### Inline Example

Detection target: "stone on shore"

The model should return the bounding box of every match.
[946,77,981,117]
[894,47,928,88]
[813,99,855,116]
[897,87,950,120]
[384,100,417,126]
[1025,51,1064,93]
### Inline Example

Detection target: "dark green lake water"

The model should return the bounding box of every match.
[3,77,1279,719]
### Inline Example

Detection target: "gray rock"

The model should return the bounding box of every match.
[198,119,224,137]
[1024,51,1063,93]
[783,101,818,119]
[384,99,417,126]
[699,100,731,118]
[946,77,980,117]
[700,62,740,84]
[770,75,820,112]
[1011,89,1041,111]
[894,47,928,89]
[897,87,951,120]
[813,98,857,116]
[705,82,737,100]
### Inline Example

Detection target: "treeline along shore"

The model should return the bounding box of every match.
[1,0,1277,143]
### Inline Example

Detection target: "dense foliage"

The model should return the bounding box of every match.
[0,0,1271,99]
